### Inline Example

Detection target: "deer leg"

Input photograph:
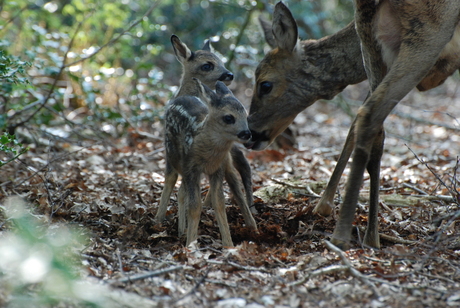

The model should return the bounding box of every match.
[177,184,186,237]
[331,36,454,249]
[155,161,178,222]
[183,171,203,246]
[314,117,357,216]
[363,127,384,248]
[230,145,256,214]
[209,169,234,247]
[224,158,257,231]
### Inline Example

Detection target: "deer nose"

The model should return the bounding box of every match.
[237,130,252,141]
[219,72,234,82]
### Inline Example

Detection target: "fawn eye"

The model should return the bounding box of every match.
[201,63,214,71]
[259,81,273,96]
[223,115,235,124]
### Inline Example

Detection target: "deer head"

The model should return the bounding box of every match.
[171,35,233,97]
[245,2,365,150]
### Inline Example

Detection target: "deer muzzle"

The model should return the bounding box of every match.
[237,130,252,141]
[218,72,234,83]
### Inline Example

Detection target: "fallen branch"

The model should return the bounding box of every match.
[290,265,349,286]
[324,240,380,297]
[114,265,183,283]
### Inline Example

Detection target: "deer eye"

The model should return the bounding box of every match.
[223,115,235,124]
[201,63,214,71]
[259,81,273,96]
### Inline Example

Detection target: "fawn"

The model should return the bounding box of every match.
[169,35,256,218]
[157,79,253,246]
[246,1,460,249]
[154,35,257,242]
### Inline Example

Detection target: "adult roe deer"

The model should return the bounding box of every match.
[245,1,460,249]
[154,36,257,241]
[158,79,255,246]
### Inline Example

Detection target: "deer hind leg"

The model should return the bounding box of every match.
[224,158,257,231]
[230,145,256,214]
[156,161,178,222]
[363,128,384,248]
[331,22,458,250]
[209,168,233,247]
[183,171,203,246]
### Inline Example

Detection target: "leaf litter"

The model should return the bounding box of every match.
[1,80,460,307]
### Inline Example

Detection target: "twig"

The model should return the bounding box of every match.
[270,178,321,198]
[290,265,350,286]
[393,110,460,132]
[324,240,380,297]
[206,260,270,273]
[65,0,162,68]
[114,265,183,283]
[402,183,428,195]
[356,226,417,245]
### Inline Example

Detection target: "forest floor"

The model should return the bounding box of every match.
[1,77,460,307]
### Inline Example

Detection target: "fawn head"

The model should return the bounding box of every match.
[171,35,233,91]
[207,81,251,144]
[245,2,312,151]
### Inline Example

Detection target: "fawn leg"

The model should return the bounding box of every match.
[209,169,233,247]
[224,157,257,231]
[183,171,203,246]
[177,184,186,237]
[155,161,178,221]
[230,145,256,214]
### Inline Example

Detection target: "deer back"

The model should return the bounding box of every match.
[165,80,250,175]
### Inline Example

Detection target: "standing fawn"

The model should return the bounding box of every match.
[245,1,460,249]
[154,35,257,239]
[158,78,254,246]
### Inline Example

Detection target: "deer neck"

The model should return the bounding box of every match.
[299,21,367,104]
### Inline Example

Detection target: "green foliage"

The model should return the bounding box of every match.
[0,197,92,307]
[0,132,29,168]
[0,0,354,138]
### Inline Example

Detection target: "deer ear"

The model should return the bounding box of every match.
[259,16,277,49]
[193,78,214,101]
[171,35,193,63]
[272,2,298,53]
[215,81,232,96]
[202,39,211,51]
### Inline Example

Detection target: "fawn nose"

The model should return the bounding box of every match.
[219,72,234,82]
[237,130,252,141]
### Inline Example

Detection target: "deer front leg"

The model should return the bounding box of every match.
[224,157,257,231]
[156,161,178,222]
[314,118,357,216]
[363,128,384,248]
[209,168,233,247]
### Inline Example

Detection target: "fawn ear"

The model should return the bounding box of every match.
[259,16,277,49]
[171,35,193,63]
[272,2,298,53]
[193,78,214,101]
[202,39,211,51]
[215,81,233,96]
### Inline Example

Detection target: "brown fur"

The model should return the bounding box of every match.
[156,80,255,247]
[155,36,257,245]
[247,1,460,249]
